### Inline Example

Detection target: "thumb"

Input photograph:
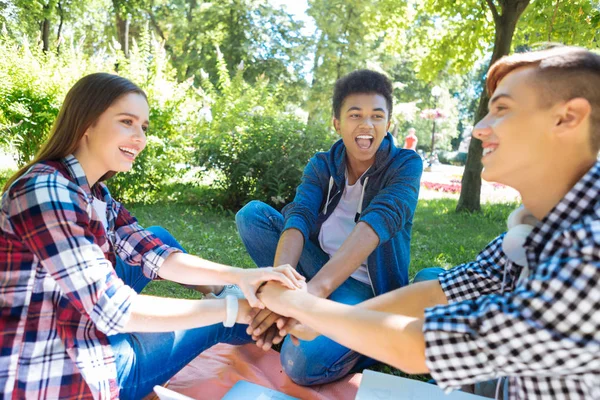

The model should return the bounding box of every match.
[245,290,264,309]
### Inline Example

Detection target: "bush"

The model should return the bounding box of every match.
[0,30,201,203]
[438,151,467,166]
[196,115,335,210]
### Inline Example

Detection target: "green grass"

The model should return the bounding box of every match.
[128,198,517,380]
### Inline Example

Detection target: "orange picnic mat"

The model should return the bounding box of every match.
[166,343,362,399]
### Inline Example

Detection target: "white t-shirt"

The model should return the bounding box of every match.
[318,173,371,286]
[92,197,109,231]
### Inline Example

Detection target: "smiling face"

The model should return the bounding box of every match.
[473,67,558,187]
[74,92,149,184]
[333,93,391,172]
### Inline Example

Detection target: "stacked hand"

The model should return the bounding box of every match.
[236,264,305,309]
[245,279,320,350]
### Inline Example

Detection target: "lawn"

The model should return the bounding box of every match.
[129,197,517,379]
[129,198,516,298]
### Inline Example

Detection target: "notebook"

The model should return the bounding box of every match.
[355,370,489,400]
[221,380,299,400]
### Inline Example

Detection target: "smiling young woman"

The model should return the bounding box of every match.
[0,73,304,399]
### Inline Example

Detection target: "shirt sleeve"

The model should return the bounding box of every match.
[112,202,181,280]
[439,234,520,303]
[423,241,600,392]
[359,153,422,244]
[8,173,136,335]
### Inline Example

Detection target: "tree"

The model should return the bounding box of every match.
[415,0,600,212]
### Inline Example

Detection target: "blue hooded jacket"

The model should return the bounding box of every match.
[282,133,422,295]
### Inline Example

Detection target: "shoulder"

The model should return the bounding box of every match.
[8,163,88,206]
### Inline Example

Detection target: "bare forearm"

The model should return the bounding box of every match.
[158,253,240,285]
[273,228,304,269]
[288,293,428,373]
[123,294,246,332]
[358,280,448,318]
[309,222,379,297]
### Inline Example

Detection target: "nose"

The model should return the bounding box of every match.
[359,117,374,128]
[133,127,147,147]
[472,115,492,141]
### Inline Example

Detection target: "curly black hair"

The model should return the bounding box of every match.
[332,69,393,120]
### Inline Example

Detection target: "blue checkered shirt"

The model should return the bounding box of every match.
[423,162,600,399]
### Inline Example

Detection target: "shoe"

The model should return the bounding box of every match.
[205,284,245,300]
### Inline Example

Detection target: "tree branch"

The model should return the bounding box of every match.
[485,0,500,22]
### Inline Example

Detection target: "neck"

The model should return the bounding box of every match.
[72,149,104,187]
[517,158,596,220]
[346,157,373,185]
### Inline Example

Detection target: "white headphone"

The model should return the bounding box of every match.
[501,205,539,288]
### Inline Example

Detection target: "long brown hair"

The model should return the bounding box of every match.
[3,73,147,192]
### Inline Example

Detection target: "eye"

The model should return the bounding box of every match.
[121,119,133,126]
[373,114,385,120]
[142,125,149,133]
[349,113,361,118]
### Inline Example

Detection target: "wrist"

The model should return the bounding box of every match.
[307,280,330,298]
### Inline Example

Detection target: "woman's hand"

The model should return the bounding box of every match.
[236,264,305,308]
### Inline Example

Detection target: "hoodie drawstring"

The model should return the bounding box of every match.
[323,176,334,215]
[354,176,369,223]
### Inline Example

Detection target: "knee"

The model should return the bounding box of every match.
[235,200,267,232]
[412,267,446,284]
[280,341,324,386]
[146,225,172,241]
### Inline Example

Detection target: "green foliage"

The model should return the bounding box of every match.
[193,48,335,210]
[196,115,335,210]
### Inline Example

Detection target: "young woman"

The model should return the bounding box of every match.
[0,73,304,399]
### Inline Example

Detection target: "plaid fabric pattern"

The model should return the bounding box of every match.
[423,161,600,400]
[0,155,179,399]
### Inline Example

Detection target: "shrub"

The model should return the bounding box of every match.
[438,150,467,166]
[196,115,335,210]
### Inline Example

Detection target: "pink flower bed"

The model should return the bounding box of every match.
[421,181,461,194]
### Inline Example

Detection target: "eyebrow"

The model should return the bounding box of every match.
[346,106,386,113]
[116,112,150,125]
[488,93,512,109]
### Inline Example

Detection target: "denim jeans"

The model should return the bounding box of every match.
[236,201,379,385]
[109,226,252,399]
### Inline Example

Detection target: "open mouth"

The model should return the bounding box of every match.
[355,135,374,150]
[119,146,138,159]
[482,146,497,157]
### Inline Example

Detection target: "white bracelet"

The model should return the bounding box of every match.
[223,295,238,328]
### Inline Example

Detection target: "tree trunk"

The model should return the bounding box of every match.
[456,0,530,213]
[114,2,129,58]
[56,0,64,54]
[41,18,50,52]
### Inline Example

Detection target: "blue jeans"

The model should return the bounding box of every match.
[236,201,378,385]
[109,226,252,399]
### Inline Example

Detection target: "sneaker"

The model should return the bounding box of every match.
[205,284,245,300]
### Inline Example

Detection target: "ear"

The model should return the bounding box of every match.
[332,117,341,134]
[554,98,591,134]
[386,120,391,132]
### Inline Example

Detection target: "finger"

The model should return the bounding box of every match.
[253,312,280,336]
[261,327,278,351]
[276,317,287,330]
[272,333,285,345]
[280,319,298,337]
[256,337,264,348]
[290,267,306,281]
[291,335,299,346]
[282,268,303,288]
[265,272,296,290]
[245,290,264,310]
[247,309,272,335]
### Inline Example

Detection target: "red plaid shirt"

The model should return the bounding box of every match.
[0,155,179,399]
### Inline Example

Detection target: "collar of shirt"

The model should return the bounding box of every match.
[525,161,600,260]
[62,154,94,203]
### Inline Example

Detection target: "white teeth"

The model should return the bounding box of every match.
[119,147,138,156]
[356,135,373,139]
[483,147,496,156]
